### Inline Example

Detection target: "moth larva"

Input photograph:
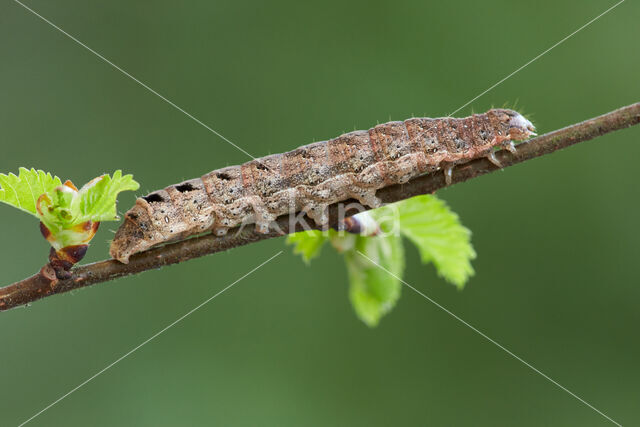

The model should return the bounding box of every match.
[110,109,535,263]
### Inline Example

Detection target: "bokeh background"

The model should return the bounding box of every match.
[1,0,638,425]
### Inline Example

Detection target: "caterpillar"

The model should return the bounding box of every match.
[110,109,535,263]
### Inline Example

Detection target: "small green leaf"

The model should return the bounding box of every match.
[286,230,329,263]
[288,225,404,326]
[345,232,404,327]
[286,195,474,325]
[1,168,140,252]
[375,195,476,289]
[0,168,62,216]
[71,170,140,224]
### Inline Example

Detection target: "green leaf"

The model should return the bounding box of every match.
[375,195,476,289]
[1,168,139,251]
[345,232,404,327]
[286,195,474,326]
[0,167,62,216]
[286,230,329,263]
[71,170,139,223]
[287,225,404,327]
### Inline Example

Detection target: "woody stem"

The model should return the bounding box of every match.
[0,102,638,311]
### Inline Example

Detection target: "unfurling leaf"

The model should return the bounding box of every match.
[0,168,62,216]
[287,216,404,327]
[286,230,329,263]
[287,194,476,326]
[71,170,140,223]
[0,168,140,254]
[345,232,404,327]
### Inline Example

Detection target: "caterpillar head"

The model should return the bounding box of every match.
[487,109,536,141]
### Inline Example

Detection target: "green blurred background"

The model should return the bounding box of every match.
[1,0,638,425]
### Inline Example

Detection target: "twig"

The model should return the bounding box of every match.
[1,102,638,311]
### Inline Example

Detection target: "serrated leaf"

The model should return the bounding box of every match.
[374,195,476,289]
[345,233,404,327]
[287,224,404,326]
[0,167,62,216]
[1,167,139,251]
[286,230,329,263]
[71,170,140,223]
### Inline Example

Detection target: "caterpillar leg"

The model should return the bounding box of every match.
[393,153,421,184]
[304,203,329,226]
[443,164,453,186]
[246,196,276,234]
[502,140,517,154]
[213,227,229,236]
[493,135,516,154]
[254,213,277,234]
[486,151,503,168]
[351,188,381,209]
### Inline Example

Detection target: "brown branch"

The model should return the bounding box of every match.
[1,102,639,311]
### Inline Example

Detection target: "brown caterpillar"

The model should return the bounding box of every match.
[110,109,535,263]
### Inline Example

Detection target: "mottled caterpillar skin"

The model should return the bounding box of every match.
[110,109,535,263]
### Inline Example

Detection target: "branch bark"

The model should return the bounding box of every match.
[1,102,639,311]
